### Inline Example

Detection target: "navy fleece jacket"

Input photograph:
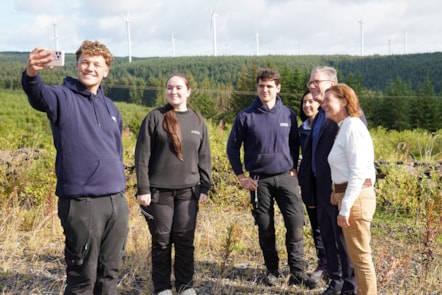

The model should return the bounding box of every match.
[21,72,125,198]
[226,96,300,176]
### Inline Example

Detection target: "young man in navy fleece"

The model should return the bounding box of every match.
[226,68,319,290]
[21,40,128,295]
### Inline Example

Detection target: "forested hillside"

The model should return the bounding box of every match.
[2,51,442,131]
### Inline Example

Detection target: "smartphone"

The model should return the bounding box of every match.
[44,50,65,67]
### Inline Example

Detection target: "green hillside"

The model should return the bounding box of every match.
[3,51,441,92]
[2,51,442,131]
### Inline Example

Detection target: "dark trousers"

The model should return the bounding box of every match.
[317,203,356,292]
[142,188,198,293]
[250,172,306,274]
[58,192,129,295]
[305,206,327,266]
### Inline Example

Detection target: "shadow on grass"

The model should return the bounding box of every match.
[192,260,324,295]
[0,254,64,294]
[0,254,324,294]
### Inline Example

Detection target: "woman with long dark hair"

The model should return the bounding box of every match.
[135,73,212,295]
[298,90,328,280]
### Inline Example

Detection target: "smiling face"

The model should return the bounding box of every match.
[166,76,191,111]
[307,71,334,104]
[302,92,320,120]
[75,54,109,95]
[322,89,348,122]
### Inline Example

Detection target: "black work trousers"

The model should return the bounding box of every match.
[250,172,306,274]
[58,192,129,295]
[305,206,327,266]
[317,202,356,292]
[142,187,198,294]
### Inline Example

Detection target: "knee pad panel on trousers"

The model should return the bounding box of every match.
[153,233,171,249]
[173,230,195,245]
[258,225,275,239]
[254,213,273,232]
[288,227,304,242]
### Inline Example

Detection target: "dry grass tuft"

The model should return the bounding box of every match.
[1,196,441,294]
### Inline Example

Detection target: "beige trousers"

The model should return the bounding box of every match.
[336,187,378,295]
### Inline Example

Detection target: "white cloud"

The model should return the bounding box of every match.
[1,0,441,56]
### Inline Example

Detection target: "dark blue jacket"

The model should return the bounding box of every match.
[21,72,125,198]
[299,119,311,154]
[226,96,299,176]
[298,110,338,207]
[298,108,367,207]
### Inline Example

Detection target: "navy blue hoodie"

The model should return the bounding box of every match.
[226,96,300,176]
[21,72,125,198]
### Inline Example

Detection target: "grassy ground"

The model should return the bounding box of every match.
[1,93,441,294]
[1,193,441,295]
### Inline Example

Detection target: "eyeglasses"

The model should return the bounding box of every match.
[306,80,332,88]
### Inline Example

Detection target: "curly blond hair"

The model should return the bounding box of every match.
[75,40,114,67]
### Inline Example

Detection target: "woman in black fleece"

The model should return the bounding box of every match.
[134,73,212,295]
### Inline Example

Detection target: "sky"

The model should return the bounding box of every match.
[1,0,441,58]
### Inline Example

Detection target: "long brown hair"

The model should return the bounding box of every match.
[162,73,190,161]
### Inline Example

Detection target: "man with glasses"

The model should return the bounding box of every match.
[298,66,357,295]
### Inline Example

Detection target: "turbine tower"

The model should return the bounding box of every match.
[211,11,218,56]
[172,33,176,57]
[358,18,364,56]
[404,32,408,54]
[52,21,60,50]
[124,13,132,63]
[256,33,259,56]
[388,39,392,55]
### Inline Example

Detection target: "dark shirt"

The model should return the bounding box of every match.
[135,107,212,195]
[21,72,125,197]
[227,96,300,176]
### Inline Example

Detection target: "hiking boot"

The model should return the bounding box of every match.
[312,262,329,280]
[288,271,319,289]
[180,288,197,295]
[320,285,340,295]
[263,270,280,286]
[157,290,173,295]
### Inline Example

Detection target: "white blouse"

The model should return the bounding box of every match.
[328,117,376,217]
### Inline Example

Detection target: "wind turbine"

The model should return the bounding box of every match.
[123,13,132,63]
[210,10,218,56]
[404,32,408,54]
[172,33,176,57]
[256,33,259,56]
[358,18,364,56]
[52,21,60,50]
[388,39,392,55]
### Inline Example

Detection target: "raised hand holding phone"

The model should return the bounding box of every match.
[43,50,65,67]
[26,48,65,77]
